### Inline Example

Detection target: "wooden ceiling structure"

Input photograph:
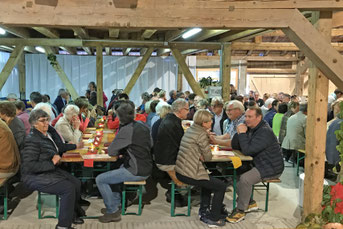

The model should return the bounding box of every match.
[0,0,343,223]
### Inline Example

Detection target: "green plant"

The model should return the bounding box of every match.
[199,76,221,89]
[47,53,58,67]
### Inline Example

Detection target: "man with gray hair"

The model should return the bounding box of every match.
[154,98,189,205]
[167,90,177,105]
[53,88,68,114]
[211,100,245,147]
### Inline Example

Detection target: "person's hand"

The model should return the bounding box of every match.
[52,155,61,165]
[76,141,84,149]
[237,124,248,134]
[209,135,216,144]
[72,116,80,130]
[199,155,204,162]
[175,180,185,187]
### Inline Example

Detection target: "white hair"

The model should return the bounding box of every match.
[63,104,80,121]
[228,100,245,113]
[33,102,54,123]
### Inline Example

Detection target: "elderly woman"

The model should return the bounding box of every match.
[96,100,152,223]
[0,101,26,150]
[21,109,84,229]
[55,104,82,144]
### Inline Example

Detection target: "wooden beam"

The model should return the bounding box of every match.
[171,48,205,98]
[177,63,183,92]
[33,27,77,55]
[123,47,154,95]
[0,38,224,50]
[232,42,343,51]
[294,61,305,96]
[157,48,170,56]
[283,9,343,89]
[165,29,186,42]
[112,0,138,9]
[303,11,331,217]
[218,29,267,42]
[140,48,147,56]
[109,28,120,38]
[72,27,92,55]
[0,7,297,28]
[141,29,157,39]
[18,53,25,100]
[122,48,131,56]
[221,44,231,101]
[232,56,298,61]
[44,47,79,99]
[0,45,24,91]
[96,46,103,106]
[105,47,111,56]
[246,68,296,74]
[0,25,30,38]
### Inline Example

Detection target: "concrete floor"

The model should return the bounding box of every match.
[0,164,302,229]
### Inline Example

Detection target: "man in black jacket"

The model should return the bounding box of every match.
[227,107,284,223]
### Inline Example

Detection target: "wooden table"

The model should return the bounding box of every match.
[205,149,253,209]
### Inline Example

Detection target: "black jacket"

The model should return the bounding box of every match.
[48,125,76,156]
[9,117,26,151]
[21,128,71,189]
[53,95,65,114]
[231,120,284,179]
[108,121,152,176]
[154,113,184,165]
[211,109,228,135]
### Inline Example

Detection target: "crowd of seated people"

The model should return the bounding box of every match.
[1,84,342,228]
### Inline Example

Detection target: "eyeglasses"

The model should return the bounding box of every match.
[37,118,50,123]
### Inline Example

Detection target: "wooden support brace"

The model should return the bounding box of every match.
[171,49,205,98]
[0,45,24,91]
[123,47,154,95]
[44,47,79,100]
[18,53,25,100]
[221,44,231,102]
[96,46,104,106]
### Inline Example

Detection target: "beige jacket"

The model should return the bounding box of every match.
[175,123,212,180]
[0,120,20,174]
[55,116,82,143]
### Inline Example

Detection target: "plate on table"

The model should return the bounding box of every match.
[212,151,235,156]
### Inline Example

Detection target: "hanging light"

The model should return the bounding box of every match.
[35,46,46,53]
[0,28,6,35]
[182,28,202,39]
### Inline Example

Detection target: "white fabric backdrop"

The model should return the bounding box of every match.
[0,53,196,105]
[0,52,19,98]
[25,54,182,106]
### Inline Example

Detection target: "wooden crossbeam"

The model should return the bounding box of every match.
[72,27,93,55]
[122,48,131,56]
[1,25,30,38]
[0,45,24,91]
[218,29,267,42]
[33,27,77,55]
[157,48,170,56]
[44,47,79,99]
[141,29,157,39]
[109,28,120,38]
[283,9,343,89]
[171,49,205,98]
[105,47,111,56]
[165,29,186,42]
[123,47,154,95]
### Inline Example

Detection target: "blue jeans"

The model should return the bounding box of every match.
[95,165,148,213]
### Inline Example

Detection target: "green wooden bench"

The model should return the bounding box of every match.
[121,180,146,216]
[252,178,281,212]
[0,178,9,220]
[170,181,192,217]
[37,191,59,219]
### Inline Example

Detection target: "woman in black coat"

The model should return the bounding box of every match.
[21,109,84,229]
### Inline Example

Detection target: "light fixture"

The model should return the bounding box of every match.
[182,28,202,39]
[35,46,46,53]
[0,28,6,35]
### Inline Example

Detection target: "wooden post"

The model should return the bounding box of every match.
[18,53,26,100]
[221,44,231,101]
[171,49,205,98]
[303,11,331,217]
[177,65,183,92]
[123,47,154,95]
[0,45,24,91]
[96,46,104,106]
[44,47,79,100]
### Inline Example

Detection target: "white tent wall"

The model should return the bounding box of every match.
[0,52,19,98]
[23,54,178,106]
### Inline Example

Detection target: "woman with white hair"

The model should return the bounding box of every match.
[55,104,82,144]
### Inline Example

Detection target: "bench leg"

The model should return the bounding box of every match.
[233,169,237,209]
[138,185,143,216]
[171,182,175,217]
[187,186,191,216]
[3,184,7,220]
[121,186,126,215]
[265,183,270,212]
[38,192,42,219]
[55,194,59,218]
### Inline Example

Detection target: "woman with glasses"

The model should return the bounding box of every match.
[21,109,84,229]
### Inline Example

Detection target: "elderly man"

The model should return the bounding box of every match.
[211,97,228,136]
[227,107,284,223]
[211,100,245,147]
[167,90,177,105]
[55,104,82,144]
[154,99,189,205]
